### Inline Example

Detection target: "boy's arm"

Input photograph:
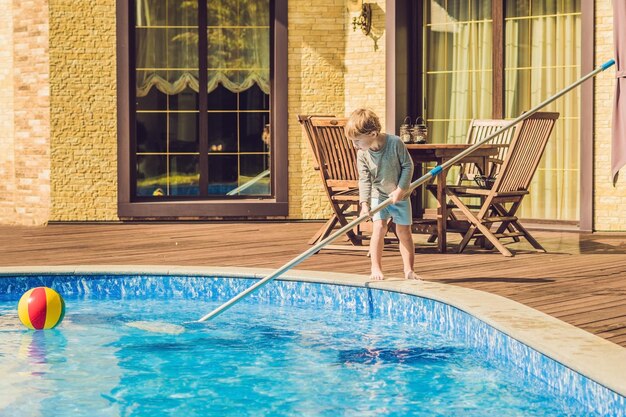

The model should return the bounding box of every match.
[357,151,372,205]
[397,141,414,193]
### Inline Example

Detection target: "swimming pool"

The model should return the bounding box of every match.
[0,272,624,416]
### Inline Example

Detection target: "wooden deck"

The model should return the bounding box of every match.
[1,222,626,347]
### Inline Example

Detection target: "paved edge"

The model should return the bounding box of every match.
[0,264,624,398]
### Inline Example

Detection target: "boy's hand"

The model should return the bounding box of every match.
[389,187,406,204]
[360,202,371,218]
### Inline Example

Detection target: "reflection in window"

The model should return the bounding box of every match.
[424,0,493,144]
[422,0,581,221]
[505,0,581,220]
[134,0,271,198]
[423,0,493,209]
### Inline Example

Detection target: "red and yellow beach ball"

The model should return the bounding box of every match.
[17,287,65,330]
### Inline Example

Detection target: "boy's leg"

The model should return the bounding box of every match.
[396,225,420,279]
[370,219,387,280]
[389,199,421,280]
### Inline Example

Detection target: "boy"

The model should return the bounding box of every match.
[345,108,420,281]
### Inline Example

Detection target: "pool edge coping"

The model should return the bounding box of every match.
[0,264,624,398]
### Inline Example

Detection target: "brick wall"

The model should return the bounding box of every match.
[344,0,387,130]
[0,0,51,225]
[594,0,626,231]
[287,0,387,219]
[48,0,118,221]
[0,1,16,222]
[287,0,347,219]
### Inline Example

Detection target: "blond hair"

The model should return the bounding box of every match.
[345,108,381,139]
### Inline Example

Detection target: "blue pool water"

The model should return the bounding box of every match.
[0,275,623,417]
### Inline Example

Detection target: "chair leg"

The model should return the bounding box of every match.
[309,216,337,244]
[446,192,513,257]
[458,225,478,253]
[491,202,544,252]
[492,203,520,243]
[511,220,547,252]
[317,215,339,242]
[331,202,362,246]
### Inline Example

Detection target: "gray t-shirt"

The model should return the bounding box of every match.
[357,134,414,203]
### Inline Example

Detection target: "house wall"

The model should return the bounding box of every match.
[344,1,387,130]
[49,0,118,221]
[0,0,51,226]
[0,0,624,230]
[47,0,356,222]
[594,0,626,231]
[289,0,388,219]
[287,0,346,219]
[0,1,16,223]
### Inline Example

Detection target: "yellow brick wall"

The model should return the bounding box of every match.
[0,0,16,222]
[287,0,347,219]
[49,0,118,221]
[0,0,51,226]
[288,1,387,219]
[594,0,626,231]
[344,1,387,130]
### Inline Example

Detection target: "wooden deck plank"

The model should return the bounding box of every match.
[0,222,625,348]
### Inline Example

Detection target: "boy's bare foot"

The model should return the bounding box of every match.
[405,271,422,281]
[370,268,384,281]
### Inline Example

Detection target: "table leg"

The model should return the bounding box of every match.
[411,163,424,219]
[478,156,488,249]
[436,167,448,253]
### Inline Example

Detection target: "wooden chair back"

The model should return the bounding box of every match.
[493,112,559,193]
[298,114,334,170]
[310,117,359,188]
[460,119,517,183]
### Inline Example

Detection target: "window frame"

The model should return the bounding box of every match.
[117,0,288,218]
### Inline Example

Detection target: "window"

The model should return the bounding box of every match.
[422,0,581,221]
[118,0,288,217]
[424,0,493,143]
[504,0,581,220]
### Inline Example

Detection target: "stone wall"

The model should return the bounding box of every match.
[287,0,388,219]
[48,0,118,221]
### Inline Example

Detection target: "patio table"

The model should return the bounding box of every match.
[406,143,502,253]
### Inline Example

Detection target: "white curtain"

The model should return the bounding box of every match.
[425,0,492,208]
[447,19,493,143]
[506,10,581,220]
[135,0,270,98]
[426,1,492,143]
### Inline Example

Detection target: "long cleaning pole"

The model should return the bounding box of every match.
[198,59,616,323]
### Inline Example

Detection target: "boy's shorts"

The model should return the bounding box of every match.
[370,197,412,226]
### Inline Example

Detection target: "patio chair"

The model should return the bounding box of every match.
[298,114,335,169]
[425,119,518,242]
[298,114,336,244]
[303,116,397,251]
[456,119,518,185]
[307,116,365,249]
[444,112,559,257]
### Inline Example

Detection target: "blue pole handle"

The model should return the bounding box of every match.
[601,59,616,70]
[429,165,443,177]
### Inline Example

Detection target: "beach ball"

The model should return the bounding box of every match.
[17,287,65,330]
